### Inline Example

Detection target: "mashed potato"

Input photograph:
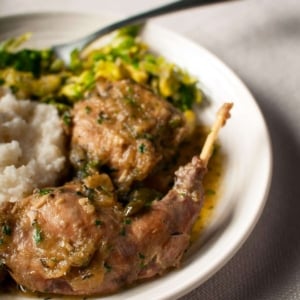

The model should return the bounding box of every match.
[0,93,66,204]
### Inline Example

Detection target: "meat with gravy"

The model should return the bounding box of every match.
[70,79,189,193]
[1,157,206,295]
[0,72,232,296]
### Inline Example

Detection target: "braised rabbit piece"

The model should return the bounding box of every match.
[70,79,190,192]
[0,103,232,296]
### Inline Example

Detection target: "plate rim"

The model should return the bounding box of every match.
[0,10,273,300]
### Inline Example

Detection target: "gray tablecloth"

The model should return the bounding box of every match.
[1,0,300,299]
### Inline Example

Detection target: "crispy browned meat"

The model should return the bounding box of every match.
[2,156,206,296]
[70,79,189,192]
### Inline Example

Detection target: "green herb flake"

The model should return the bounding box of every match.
[138,133,153,141]
[76,191,84,197]
[95,219,103,227]
[169,116,182,128]
[120,227,126,236]
[138,253,146,269]
[38,188,53,196]
[117,25,141,37]
[2,223,11,236]
[124,218,132,225]
[138,143,146,154]
[32,220,43,244]
[97,111,109,124]
[212,144,221,157]
[180,191,187,198]
[205,189,216,196]
[124,97,137,106]
[10,85,19,94]
[62,111,72,126]
[85,187,95,201]
[104,262,112,273]
[85,106,92,114]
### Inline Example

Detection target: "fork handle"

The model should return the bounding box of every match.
[56,0,238,62]
[101,0,234,27]
[84,0,236,46]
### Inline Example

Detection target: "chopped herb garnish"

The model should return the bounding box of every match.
[126,85,134,95]
[10,85,19,93]
[104,262,112,273]
[85,105,92,114]
[124,218,132,225]
[138,143,146,153]
[62,110,72,126]
[38,188,53,196]
[95,219,103,226]
[138,252,145,259]
[2,223,11,236]
[169,116,182,128]
[97,111,109,124]
[76,191,84,196]
[32,220,43,244]
[212,144,220,156]
[120,227,126,236]
[139,253,146,269]
[84,187,95,201]
[124,96,137,106]
[205,189,216,196]
[138,132,154,141]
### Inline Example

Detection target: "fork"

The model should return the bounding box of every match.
[52,0,237,65]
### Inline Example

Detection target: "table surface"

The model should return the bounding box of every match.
[1,0,300,299]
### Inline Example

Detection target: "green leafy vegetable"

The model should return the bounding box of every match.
[0,27,203,112]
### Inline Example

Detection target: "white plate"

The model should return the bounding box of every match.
[0,12,272,300]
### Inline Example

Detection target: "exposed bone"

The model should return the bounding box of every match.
[200,103,233,166]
